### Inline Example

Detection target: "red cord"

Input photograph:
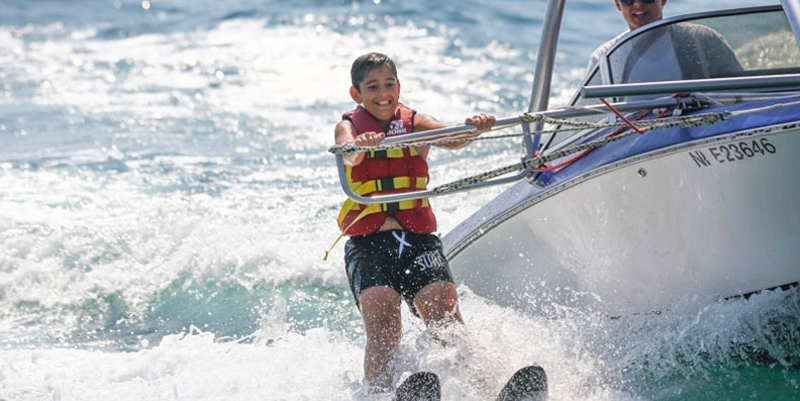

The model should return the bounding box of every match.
[531,101,669,173]
[600,98,646,134]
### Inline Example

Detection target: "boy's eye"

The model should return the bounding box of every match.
[363,81,394,91]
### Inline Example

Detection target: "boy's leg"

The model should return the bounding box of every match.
[413,280,463,326]
[359,285,403,391]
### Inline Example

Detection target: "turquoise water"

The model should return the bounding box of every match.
[0,0,797,400]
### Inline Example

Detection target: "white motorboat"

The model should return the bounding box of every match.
[332,0,800,316]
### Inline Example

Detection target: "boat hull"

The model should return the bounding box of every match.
[444,126,800,316]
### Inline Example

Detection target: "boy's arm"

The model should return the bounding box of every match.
[414,113,496,150]
[334,120,385,166]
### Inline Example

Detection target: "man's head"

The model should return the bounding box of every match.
[349,52,401,122]
[614,0,667,30]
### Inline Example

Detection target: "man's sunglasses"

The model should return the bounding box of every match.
[619,0,657,6]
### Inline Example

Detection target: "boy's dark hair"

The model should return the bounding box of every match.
[350,52,398,90]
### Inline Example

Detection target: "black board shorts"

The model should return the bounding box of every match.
[344,230,454,316]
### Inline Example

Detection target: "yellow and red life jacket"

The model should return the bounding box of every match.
[336,104,436,236]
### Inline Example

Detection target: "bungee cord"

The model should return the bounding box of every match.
[328,108,728,156]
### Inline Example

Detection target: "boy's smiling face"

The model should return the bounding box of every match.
[349,66,401,125]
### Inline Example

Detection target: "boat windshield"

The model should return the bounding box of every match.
[552,6,800,149]
[607,9,800,86]
[579,7,800,104]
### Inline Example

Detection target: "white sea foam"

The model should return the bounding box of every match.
[0,293,641,401]
[7,288,787,400]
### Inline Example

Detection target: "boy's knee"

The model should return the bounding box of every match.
[413,281,460,323]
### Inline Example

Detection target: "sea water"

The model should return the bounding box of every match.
[0,0,797,400]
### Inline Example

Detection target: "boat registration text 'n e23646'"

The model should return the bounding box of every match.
[687,137,777,168]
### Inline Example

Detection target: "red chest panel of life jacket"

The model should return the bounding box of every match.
[336,104,436,236]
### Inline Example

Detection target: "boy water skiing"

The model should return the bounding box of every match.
[334,52,495,392]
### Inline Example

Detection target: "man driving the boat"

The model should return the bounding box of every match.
[587,0,743,82]
[333,52,495,393]
[587,0,668,74]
